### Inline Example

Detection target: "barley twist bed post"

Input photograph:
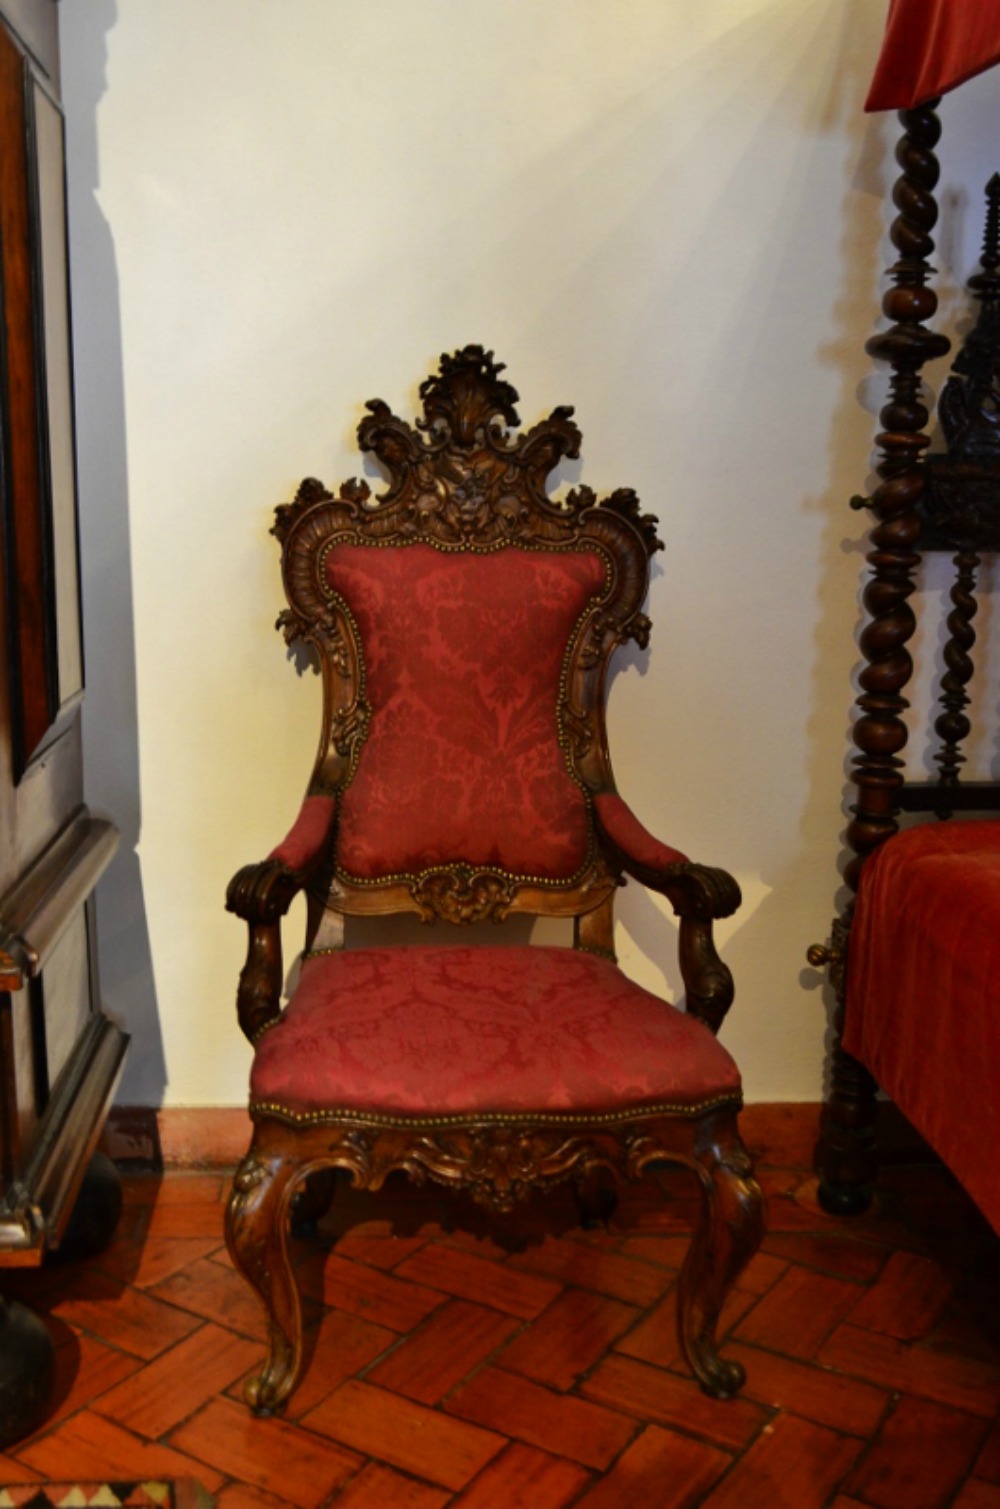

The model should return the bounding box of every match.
[809,101,950,1215]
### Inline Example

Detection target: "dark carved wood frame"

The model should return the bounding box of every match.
[269,350,661,942]
[812,116,1000,1213]
[227,1105,763,1416]
[225,348,763,1412]
[0,41,84,780]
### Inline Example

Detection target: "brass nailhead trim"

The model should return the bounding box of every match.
[299,944,619,962]
[250,1018,281,1047]
[248,1092,743,1130]
[300,943,618,962]
[333,855,597,893]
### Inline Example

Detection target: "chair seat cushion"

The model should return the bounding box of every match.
[250,945,742,1124]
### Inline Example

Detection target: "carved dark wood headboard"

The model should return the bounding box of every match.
[901,174,1000,816]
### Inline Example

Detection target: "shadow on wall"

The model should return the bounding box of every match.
[600,0,892,1097]
[64,0,165,1102]
[761,0,889,1095]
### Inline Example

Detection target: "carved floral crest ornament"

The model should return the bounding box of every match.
[224,348,763,1418]
[273,345,662,561]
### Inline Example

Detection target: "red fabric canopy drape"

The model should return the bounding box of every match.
[866,0,1000,111]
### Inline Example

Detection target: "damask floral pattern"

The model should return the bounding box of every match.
[327,544,608,880]
[250,944,742,1117]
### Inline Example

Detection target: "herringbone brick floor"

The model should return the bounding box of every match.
[1,1149,998,1507]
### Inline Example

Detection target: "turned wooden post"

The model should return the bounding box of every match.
[922,174,1000,809]
[932,549,980,800]
[815,101,950,1214]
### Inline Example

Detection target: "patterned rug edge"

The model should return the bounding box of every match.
[0,1483,213,1509]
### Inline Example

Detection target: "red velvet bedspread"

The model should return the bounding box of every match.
[843,818,1000,1234]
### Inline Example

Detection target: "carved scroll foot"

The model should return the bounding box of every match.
[677,1118,765,1398]
[225,1146,309,1415]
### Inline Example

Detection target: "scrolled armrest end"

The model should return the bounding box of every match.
[664,862,741,922]
[226,857,302,924]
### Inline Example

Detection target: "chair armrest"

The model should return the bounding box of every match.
[594,792,739,914]
[226,857,303,924]
[593,791,689,876]
[225,794,336,1043]
[267,793,337,874]
[594,792,741,1035]
[225,862,298,1045]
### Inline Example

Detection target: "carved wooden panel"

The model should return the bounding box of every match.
[0,19,81,778]
[919,176,1000,553]
[907,177,1000,812]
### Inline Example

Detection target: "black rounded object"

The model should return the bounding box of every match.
[0,1298,55,1448]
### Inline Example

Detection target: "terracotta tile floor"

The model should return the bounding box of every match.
[1,1154,999,1507]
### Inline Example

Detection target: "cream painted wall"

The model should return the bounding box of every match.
[58,1,1000,1107]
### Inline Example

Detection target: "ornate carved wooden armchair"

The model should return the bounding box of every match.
[224,347,765,1415]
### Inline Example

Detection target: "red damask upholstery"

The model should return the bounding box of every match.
[330,543,606,879]
[594,791,689,874]
[268,794,337,872]
[251,944,741,1120]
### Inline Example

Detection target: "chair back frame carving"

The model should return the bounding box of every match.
[271,346,662,933]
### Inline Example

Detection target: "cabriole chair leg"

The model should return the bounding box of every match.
[677,1115,765,1398]
[226,1142,309,1416]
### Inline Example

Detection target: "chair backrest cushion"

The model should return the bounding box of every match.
[330,541,607,880]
